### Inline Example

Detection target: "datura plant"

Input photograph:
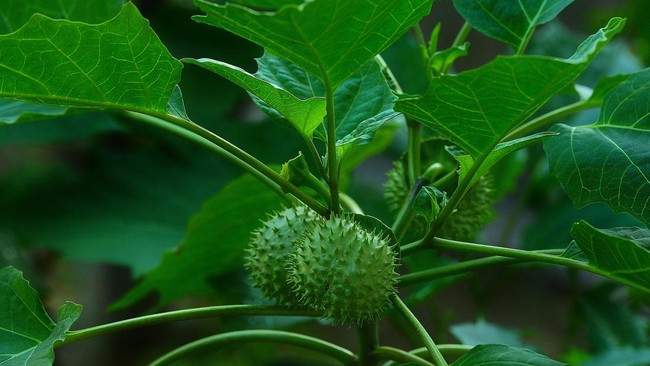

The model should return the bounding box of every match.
[2,0,650,365]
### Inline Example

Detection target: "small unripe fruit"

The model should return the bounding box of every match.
[438,174,495,241]
[290,216,399,325]
[245,205,321,306]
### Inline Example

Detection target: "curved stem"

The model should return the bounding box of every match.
[381,345,473,366]
[148,330,357,366]
[340,193,364,214]
[398,250,565,287]
[392,178,425,240]
[390,294,448,366]
[504,100,600,141]
[60,305,321,346]
[374,346,434,366]
[123,110,329,217]
[303,134,328,180]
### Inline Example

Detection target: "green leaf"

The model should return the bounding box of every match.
[0,0,123,34]
[582,287,648,350]
[0,101,67,124]
[1,147,237,277]
[452,0,573,51]
[413,186,447,224]
[192,0,434,88]
[0,266,82,366]
[252,53,398,153]
[112,174,284,309]
[544,68,650,227]
[396,18,624,159]
[226,0,303,10]
[452,344,567,366]
[451,320,528,348]
[183,57,326,138]
[583,348,650,366]
[453,132,556,189]
[0,0,124,126]
[430,42,469,75]
[570,221,650,293]
[0,3,182,114]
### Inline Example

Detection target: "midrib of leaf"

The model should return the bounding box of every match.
[125,14,153,108]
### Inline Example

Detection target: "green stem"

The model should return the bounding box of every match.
[392,178,425,240]
[147,330,357,366]
[358,321,380,365]
[60,305,320,346]
[440,22,472,74]
[504,100,600,141]
[398,250,565,286]
[413,24,432,82]
[324,78,340,215]
[433,238,590,269]
[390,294,448,366]
[452,22,472,49]
[123,111,329,217]
[303,134,328,180]
[516,28,534,55]
[382,345,473,366]
[373,346,434,366]
[303,170,332,204]
[407,120,422,188]
[340,193,364,214]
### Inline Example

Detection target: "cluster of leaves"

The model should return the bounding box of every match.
[1,0,649,365]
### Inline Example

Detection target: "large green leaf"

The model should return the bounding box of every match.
[192,0,434,88]
[0,0,123,34]
[0,266,82,366]
[251,53,398,153]
[570,221,650,293]
[182,57,326,138]
[545,68,650,227]
[0,0,124,126]
[396,18,624,159]
[113,174,283,309]
[452,0,573,51]
[451,344,567,366]
[0,3,181,114]
[1,145,238,277]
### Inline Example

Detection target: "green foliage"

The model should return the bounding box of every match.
[0,0,649,365]
[0,266,81,365]
[545,69,650,227]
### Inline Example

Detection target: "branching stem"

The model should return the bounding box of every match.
[390,294,448,366]
[60,305,320,345]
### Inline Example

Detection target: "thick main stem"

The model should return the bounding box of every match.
[357,321,380,365]
[324,78,340,215]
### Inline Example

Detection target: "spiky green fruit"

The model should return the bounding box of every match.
[438,174,496,241]
[290,216,399,325]
[245,205,321,306]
